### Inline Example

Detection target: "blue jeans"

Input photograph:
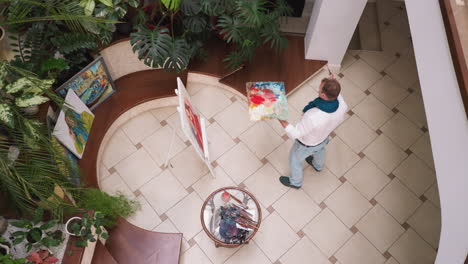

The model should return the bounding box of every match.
[289,138,329,187]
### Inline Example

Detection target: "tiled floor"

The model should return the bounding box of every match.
[99,4,441,264]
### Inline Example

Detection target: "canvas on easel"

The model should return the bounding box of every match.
[164,77,214,177]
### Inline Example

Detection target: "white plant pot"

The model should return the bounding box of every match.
[0,243,9,255]
[65,217,82,236]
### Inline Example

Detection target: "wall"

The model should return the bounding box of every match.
[304,0,367,66]
[405,0,468,263]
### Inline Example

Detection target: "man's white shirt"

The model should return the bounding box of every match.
[285,95,348,146]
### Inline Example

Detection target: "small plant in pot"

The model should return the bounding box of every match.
[10,208,63,252]
[0,237,11,255]
[0,254,26,264]
[65,212,108,247]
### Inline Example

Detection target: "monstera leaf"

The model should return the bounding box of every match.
[162,39,190,73]
[181,0,201,15]
[130,26,172,68]
[217,15,243,44]
[183,15,208,33]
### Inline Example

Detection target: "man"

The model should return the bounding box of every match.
[278,74,348,188]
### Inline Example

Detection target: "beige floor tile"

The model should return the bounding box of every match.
[335,115,378,153]
[341,52,358,70]
[363,135,407,175]
[280,237,329,264]
[389,11,411,38]
[273,189,321,232]
[356,204,405,253]
[213,101,254,139]
[169,146,210,188]
[407,201,441,249]
[253,212,299,262]
[180,244,213,264]
[102,129,137,168]
[126,195,161,231]
[240,122,284,159]
[325,182,372,228]
[266,139,294,176]
[224,242,271,264]
[389,229,437,264]
[396,92,427,128]
[165,111,188,141]
[375,179,422,224]
[186,81,205,96]
[369,76,409,109]
[335,232,386,264]
[344,158,390,200]
[410,133,435,169]
[140,170,188,215]
[99,163,110,180]
[192,166,235,200]
[380,27,411,57]
[305,69,330,91]
[288,81,319,111]
[338,77,367,109]
[217,142,263,184]
[325,137,360,177]
[424,183,441,208]
[381,113,423,150]
[167,192,203,240]
[150,106,177,122]
[385,56,419,89]
[141,125,187,166]
[206,122,236,160]
[393,154,436,196]
[100,171,134,198]
[115,148,161,191]
[359,51,397,72]
[385,257,400,264]
[343,60,382,91]
[244,163,288,207]
[191,86,232,118]
[121,111,161,144]
[302,166,342,204]
[303,208,352,257]
[353,95,394,130]
[194,231,239,264]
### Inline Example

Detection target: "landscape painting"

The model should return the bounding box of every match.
[53,90,95,159]
[55,57,115,110]
[246,81,289,121]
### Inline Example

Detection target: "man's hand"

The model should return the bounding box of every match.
[278,119,289,128]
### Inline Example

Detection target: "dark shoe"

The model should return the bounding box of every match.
[279,176,301,189]
[305,156,321,172]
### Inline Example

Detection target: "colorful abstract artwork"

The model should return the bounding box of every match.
[246,82,289,121]
[184,98,204,152]
[55,57,115,110]
[53,90,95,159]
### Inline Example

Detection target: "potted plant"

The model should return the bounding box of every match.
[10,208,63,252]
[0,237,11,255]
[130,0,292,73]
[26,249,59,264]
[0,254,26,264]
[65,212,109,247]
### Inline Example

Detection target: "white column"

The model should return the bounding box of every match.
[304,0,367,67]
[406,0,468,263]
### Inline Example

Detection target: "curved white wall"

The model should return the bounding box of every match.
[406,0,468,263]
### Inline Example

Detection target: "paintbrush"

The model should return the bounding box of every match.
[226,191,249,209]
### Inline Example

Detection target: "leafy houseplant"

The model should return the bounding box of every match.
[130,0,292,73]
[26,249,59,264]
[0,254,26,264]
[10,209,63,252]
[77,188,140,227]
[66,212,109,247]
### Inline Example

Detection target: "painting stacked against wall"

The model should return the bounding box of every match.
[246,82,289,121]
[53,90,95,159]
[55,57,115,110]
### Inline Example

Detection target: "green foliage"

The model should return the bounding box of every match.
[130,26,171,68]
[181,0,201,15]
[10,208,63,252]
[50,32,98,55]
[161,0,182,11]
[162,38,191,73]
[0,254,26,264]
[69,212,109,247]
[183,15,208,33]
[78,188,141,227]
